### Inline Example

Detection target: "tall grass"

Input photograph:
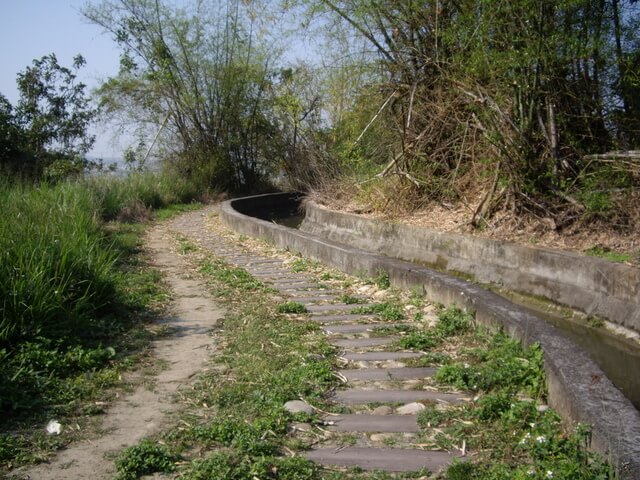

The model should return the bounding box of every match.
[0,172,202,414]
[0,183,116,345]
[86,172,201,220]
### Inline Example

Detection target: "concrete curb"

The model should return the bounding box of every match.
[220,192,640,479]
[301,200,640,333]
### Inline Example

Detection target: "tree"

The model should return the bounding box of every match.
[291,0,640,225]
[84,0,283,191]
[0,54,97,179]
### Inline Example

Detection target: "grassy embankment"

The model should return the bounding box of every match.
[110,229,613,480]
[0,173,202,470]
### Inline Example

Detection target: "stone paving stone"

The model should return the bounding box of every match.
[246,269,292,275]
[283,288,337,296]
[253,274,310,281]
[325,414,421,432]
[339,367,437,381]
[331,337,398,348]
[270,280,318,287]
[323,323,409,334]
[234,259,284,266]
[341,351,422,361]
[294,296,338,304]
[310,314,377,324]
[333,389,469,405]
[304,447,455,472]
[307,303,363,313]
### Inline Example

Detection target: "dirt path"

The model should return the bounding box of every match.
[12,218,224,480]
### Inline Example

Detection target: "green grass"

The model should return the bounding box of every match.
[277,301,308,314]
[404,309,611,479]
[115,439,180,480]
[0,174,200,471]
[585,245,633,263]
[352,302,405,321]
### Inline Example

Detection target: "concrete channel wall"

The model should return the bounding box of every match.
[220,193,640,479]
[301,201,640,333]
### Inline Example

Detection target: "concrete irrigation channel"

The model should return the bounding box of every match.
[219,192,640,479]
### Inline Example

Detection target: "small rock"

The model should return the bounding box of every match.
[404,305,416,312]
[291,422,313,432]
[373,290,388,300]
[284,400,314,415]
[371,405,393,415]
[370,433,392,442]
[536,404,549,413]
[396,402,425,415]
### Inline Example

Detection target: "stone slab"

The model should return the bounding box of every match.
[307,303,363,313]
[326,414,420,432]
[341,352,422,361]
[311,314,376,324]
[295,296,339,304]
[333,389,468,405]
[304,447,454,472]
[339,367,437,381]
[331,337,398,348]
[234,259,283,266]
[284,289,337,296]
[323,323,409,334]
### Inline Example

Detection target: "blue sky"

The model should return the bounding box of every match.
[0,1,124,157]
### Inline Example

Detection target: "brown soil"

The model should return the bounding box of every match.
[309,189,640,264]
[10,218,224,480]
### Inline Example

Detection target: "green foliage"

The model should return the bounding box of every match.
[199,260,267,294]
[398,332,438,351]
[585,245,633,264]
[185,452,320,480]
[0,54,97,180]
[277,301,308,314]
[352,302,404,321]
[374,269,391,289]
[337,294,365,304]
[0,176,183,469]
[0,182,117,347]
[417,407,451,428]
[398,307,472,351]
[86,172,201,222]
[436,332,545,398]
[115,439,179,480]
[435,307,474,337]
[84,0,287,191]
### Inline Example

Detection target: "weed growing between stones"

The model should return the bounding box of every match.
[277,301,308,314]
[405,307,612,479]
[338,294,366,304]
[352,302,405,321]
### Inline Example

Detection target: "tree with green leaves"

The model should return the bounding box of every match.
[0,54,97,179]
[293,0,640,226]
[84,0,283,191]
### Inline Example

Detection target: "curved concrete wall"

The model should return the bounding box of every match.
[220,193,640,479]
[301,202,640,333]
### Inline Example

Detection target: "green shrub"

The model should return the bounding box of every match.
[115,439,179,480]
[435,307,473,337]
[374,269,391,289]
[276,301,308,314]
[186,453,319,480]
